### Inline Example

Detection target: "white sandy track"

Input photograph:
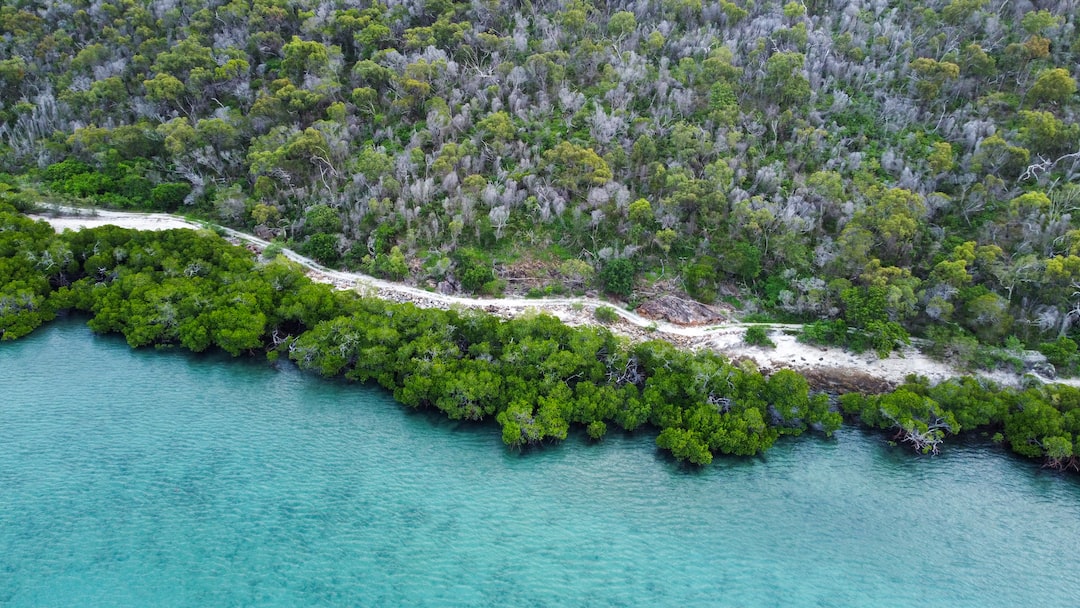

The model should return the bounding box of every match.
[30,204,1065,389]
[36,208,196,232]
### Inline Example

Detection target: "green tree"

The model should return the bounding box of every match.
[607,11,636,39]
[910,57,960,103]
[599,258,635,297]
[1021,10,1062,35]
[744,326,775,348]
[304,204,342,235]
[282,36,332,81]
[1004,397,1069,460]
[858,389,958,454]
[1028,68,1077,106]
[656,427,713,464]
[543,142,612,194]
[302,233,341,266]
[837,188,927,271]
[763,51,810,108]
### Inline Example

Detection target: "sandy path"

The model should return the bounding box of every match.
[30,204,1062,389]
[36,208,197,232]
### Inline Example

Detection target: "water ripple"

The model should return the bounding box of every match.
[1,320,1079,607]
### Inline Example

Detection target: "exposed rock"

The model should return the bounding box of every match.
[794,367,897,395]
[253,224,276,240]
[1021,352,1055,378]
[635,295,729,326]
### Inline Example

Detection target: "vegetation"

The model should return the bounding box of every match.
[743,325,775,348]
[594,305,619,323]
[1,204,847,464]
[2,0,1080,470]
[3,204,1080,472]
[842,375,1080,471]
[0,0,1077,363]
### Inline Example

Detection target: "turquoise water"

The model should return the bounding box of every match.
[2,320,1079,607]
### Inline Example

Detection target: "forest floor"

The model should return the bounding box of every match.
[31,204,1062,392]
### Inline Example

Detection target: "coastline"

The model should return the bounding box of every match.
[29,204,1065,393]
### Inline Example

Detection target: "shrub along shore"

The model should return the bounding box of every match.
[1,203,1077,470]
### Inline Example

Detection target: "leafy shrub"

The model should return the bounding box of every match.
[151,183,192,210]
[744,325,775,348]
[599,258,636,297]
[61,172,114,197]
[455,247,494,294]
[799,319,848,346]
[262,242,284,260]
[594,305,619,323]
[971,346,1024,374]
[799,318,907,357]
[1039,336,1079,376]
[480,278,506,296]
[43,159,92,183]
[301,233,340,266]
[683,257,717,303]
[586,421,607,440]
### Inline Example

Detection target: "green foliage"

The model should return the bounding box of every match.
[43,159,92,183]
[744,325,775,348]
[262,242,284,260]
[371,246,409,280]
[798,316,906,358]
[151,183,191,210]
[838,285,910,356]
[0,0,1073,359]
[454,247,495,294]
[718,242,762,282]
[799,319,848,346]
[304,204,343,235]
[1039,337,1079,376]
[8,208,843,464]
[607,11,636,38]
[543,142,612,194]
[847,387,958,454]
[586,420,607,440]
[1021,10,1062,35]
[1,0,1080,469]
[599,258,636,298]
[763,51,810,108]
[594,305,619,323]
[628,198,654,226]
[7,204,1080,471]
[301,233,341,266]
[0,211,60,340]
[839,375,1080,469]
[656,427,713,465]
[1028,68,1077,106]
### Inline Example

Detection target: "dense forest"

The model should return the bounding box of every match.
[0,0,1078,366]
[2,203,1079,470]
[1,0,1079,467]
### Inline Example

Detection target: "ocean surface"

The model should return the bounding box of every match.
[2,319,1079,607]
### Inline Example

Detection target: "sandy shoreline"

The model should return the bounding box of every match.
[28,205,1062,391]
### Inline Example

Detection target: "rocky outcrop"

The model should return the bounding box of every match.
[635,295,729,326]
[795,367,898,395]
[1021,352,1055,378]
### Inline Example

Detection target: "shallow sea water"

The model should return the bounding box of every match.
[2,320,1079,607]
